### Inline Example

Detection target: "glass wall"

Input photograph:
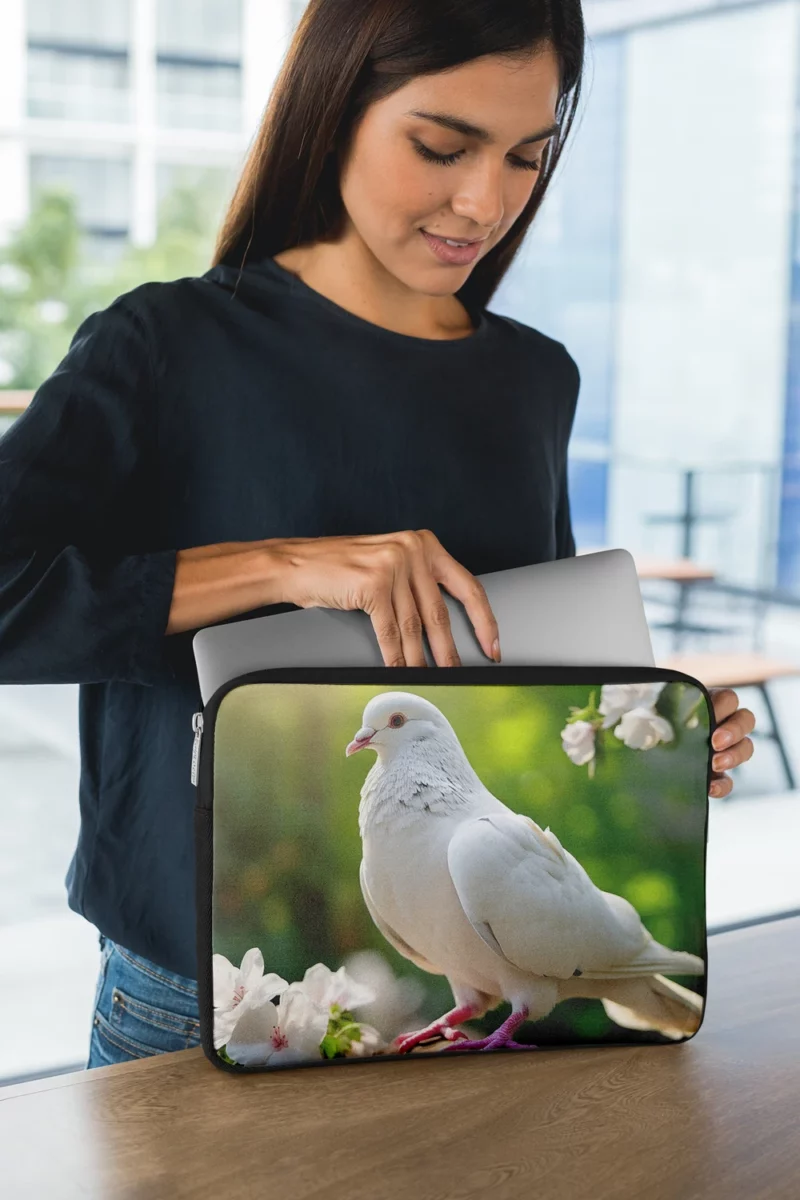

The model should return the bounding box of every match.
[493,2,798,592]
[779,6,800,592]
[492,34,626,556]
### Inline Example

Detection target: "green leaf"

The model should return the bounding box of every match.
[320,1034,339,1059]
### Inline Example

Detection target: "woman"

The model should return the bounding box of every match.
[0,0,754,1068]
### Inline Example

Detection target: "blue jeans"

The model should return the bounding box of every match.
[86,934,201,1068]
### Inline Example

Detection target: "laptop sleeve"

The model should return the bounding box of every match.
[193,664,715,1073]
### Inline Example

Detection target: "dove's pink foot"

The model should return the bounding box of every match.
[392,1002,481,1054]
[443,1005,538,1052]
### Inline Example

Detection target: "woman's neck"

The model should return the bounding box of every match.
[272,238,476,341]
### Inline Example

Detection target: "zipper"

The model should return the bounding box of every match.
[188,665,712,810]
[191,711,204,787]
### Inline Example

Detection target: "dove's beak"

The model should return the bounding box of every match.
[346,726,376,756]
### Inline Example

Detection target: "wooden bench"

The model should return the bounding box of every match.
[657,651,799,791]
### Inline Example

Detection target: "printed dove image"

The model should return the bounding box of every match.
[346,690,705,1054]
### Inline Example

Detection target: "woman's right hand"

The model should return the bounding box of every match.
[270,529,501,667]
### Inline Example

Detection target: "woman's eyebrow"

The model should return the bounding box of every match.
[404,109,559,146]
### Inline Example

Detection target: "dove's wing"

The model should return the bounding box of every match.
[359,858,444,976]
[447,811,703,981]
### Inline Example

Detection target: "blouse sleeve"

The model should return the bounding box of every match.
[554,343,580,560]
[0,298,178,686]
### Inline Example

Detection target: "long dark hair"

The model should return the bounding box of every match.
[213,0,585,312]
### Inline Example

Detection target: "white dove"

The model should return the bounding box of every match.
[345,690,705,1054]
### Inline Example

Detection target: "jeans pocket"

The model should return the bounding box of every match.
[92,941,201,1064]
[91,934,112,1015]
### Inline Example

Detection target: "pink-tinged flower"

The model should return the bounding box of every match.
[614,706,675,750]
[300,962,376,1012]
[598,683,666,729]
[561,719,596,766]
[212,948,288,1050]
[226,982,330,1067]
[342,949,426,1040]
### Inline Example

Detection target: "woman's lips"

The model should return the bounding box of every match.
[420,229,484,265]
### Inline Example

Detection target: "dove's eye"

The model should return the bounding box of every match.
[388,713,406,728]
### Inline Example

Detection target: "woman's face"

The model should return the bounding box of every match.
[337,46,561,295]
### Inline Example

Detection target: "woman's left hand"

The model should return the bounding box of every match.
[708,687,756,798]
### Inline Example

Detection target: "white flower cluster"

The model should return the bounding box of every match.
[561,682,675,770]
[213,949,387,1067]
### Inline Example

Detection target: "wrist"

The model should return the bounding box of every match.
[258,537,300,608]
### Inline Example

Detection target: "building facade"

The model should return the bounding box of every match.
[0,0,293,254]
[1,0,798,590]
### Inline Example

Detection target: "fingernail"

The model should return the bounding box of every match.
[714,753,733,770]
[709,783,721,796]
[714,731,733,749]
[492,637,501,662]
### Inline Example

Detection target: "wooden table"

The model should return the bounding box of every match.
[657,651,800,790]
[0,391,33,416]
[2,917,798,1199]
[657,651,800,689]
[628,555,717,584]
[578,548,717,582]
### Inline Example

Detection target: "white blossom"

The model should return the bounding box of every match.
[561,719,596,766]
[300,961,376,1012]
[614,706,675,750]
[598,683,666,729]
[226,982,329,1067]
[212,948,288,1050]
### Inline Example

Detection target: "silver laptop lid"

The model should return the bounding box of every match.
[193,548,654,705]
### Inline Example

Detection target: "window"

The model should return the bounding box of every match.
[156,0,241,60]
[29,155,131,241]
[156,0,242,131]
[27,0,130,47]
[26,0,131,124]
[27,48,129,123]
[156,61,241,132]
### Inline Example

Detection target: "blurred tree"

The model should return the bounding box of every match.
[95,176,228,308]
[0,174,225,391]
[0,190,87,389]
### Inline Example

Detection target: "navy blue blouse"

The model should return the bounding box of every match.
[0,255,579,978]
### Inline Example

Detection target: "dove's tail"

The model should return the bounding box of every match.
[598,974,704,1040]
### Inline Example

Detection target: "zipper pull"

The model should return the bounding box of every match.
[191,712,204,786]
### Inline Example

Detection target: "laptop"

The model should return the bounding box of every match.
[192,548,654,704]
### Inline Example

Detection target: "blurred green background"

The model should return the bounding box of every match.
[211,680,710,1047]
[0,174,228,390]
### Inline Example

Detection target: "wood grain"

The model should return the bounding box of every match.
[1,916,798,1199]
